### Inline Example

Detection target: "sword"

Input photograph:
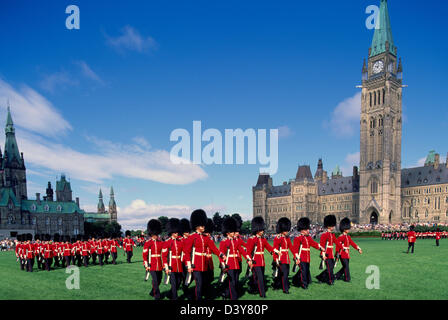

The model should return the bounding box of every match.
[292,243,302,273]
[245,242,258,280]
[164,249,172,285]
[219,247,230,283]
[319,240,328,270]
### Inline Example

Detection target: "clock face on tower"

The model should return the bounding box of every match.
[373,60,384,74]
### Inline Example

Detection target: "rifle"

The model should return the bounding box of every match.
[244,242,258,280]
[145,247,151,282]
[292,243,302,273]
[164,248,172,285]
[184,245,195,286]
[219,247,230,283]
[319,240,329,270]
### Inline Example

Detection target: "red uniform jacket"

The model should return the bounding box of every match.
[219,237,251,270]
[63,243,72,256]
[436,232,441,240]
[162,237,184,273]
[292,235,320,263]
[183,232,222,272]
[96,240,104,254]
[89,241,96,254]
[43,244,54,259]
[81,242,90,256]
[102,240,109,253]
[24,243,35,259]
[337,234,360,259]
[407,231,416,243]
[319,232,342,260]
[273,235,294,264]
[123,238,135,252]
[110,240,120,253]
[245,235,274,267]
[33,243,41,257]
[142,238,163,271]
[204,237,214,271]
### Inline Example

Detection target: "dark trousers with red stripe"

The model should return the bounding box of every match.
[83,255,89,267]
[98,253,104,266]
[45,257,53,271]
[293,262,311,289]
[279,263,290,293]
[224,269,239,300]
[26,258,34,272]
[111,252,117,264]
[65,256,71,267]
[149,270,162,300]
[126,251,133,263]
[203,269,214,297]
[335,258,350,282]
[91,252,97,264]
[168,272,183,300]
[316,258,335,285]
[252,266,266,297]
[193,271,204,300]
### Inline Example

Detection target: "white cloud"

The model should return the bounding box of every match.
[278,125,293,138]
[39,71,79,93]
[117,199,226,230]
[0,79,72,137]
[326,92,361,138]
[341,152,360,176]
[74,60,104,85]
[106,25,158,53]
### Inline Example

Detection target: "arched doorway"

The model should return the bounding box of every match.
[389,211,393,224]
[370,211,379,225]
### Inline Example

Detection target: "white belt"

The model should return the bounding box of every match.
[280,249,289,252]
[326,246,334,248]
[194,252,207,256]
[171,255,181,259]
[301,248,310,251]
[150,254,161,258]
[343,247,350,250]
[227,254,239,258]
[254,252,264,255]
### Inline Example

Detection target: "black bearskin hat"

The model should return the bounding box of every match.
[297,217,311,231]
[276,217,291,233]
[34,234,40,241]
[339,217,351,232]
[147,219,162,236]
[180,218,191,234]
[235,218,242,232]
[45,234,51,241]
[324,215,337,228]
[410,225,415,231]
[251,216,265,234]
[17,234,22,242]
[222,217,237,235]
[53,233,60,242]
[70,238,76,243]
[166,218,181,235]
[125,230,131,237]
[190,209,207,230]
[205,218,214,234]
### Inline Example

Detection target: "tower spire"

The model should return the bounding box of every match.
[370,0,396,57]
[97,188,106,213]
[4,103,22,167]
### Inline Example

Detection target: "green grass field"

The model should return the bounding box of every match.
[1,238,447,300]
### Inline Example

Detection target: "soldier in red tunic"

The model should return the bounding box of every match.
[15,236,24,271]
[179,218,191,298]
[81,237,91,267]
[143,219,164,300]
[245,216,274,298]
[42,239,54,271]
[123,230,136,263]
[407,225,416,254]
[203,218,215,298]
[272,217,294,294]
[34,236,42,270]
[24,237,35,272]
[435,228,441,247]
[292,217,324,289]
[316,215,342,285]
[110,238,120,264]
[62,238,72,267]
[162,218,184,300]
[183,209,226,301]
[219,217,252,300]
[335,218,362,282]
[89,238,97,265]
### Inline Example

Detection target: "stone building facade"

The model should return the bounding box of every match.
[83,187,118,223]
[0,107,85,239]
[253,0,448,230]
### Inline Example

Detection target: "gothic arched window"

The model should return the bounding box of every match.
[45,217,50,225]
[382,89,385,104]
[377,90,381,105]
[370,180,378,194]
[369,93,372,107]
[374,91,377,105]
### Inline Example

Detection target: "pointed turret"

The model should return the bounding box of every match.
[97,188,106,213]
[370,0,397,57]
[108,186,117,222]
[4,104,23,168]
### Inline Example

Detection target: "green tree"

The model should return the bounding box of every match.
[212,212,223,232]
[241,221,251,234]
[231,213,243,229]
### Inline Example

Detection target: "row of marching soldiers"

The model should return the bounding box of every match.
[382,230,447,240]
[14,233,137,272]
[143,209,362,300]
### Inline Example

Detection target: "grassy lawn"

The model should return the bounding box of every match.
[1,238,447,300]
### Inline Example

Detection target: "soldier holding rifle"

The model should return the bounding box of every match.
[162,218,184,300]
[335,218,362,282]
[143,219,164,300]
[316,215,342,285]
[272,217,294,294]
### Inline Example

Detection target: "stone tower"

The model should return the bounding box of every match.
[359,0,402,224]
[97,189,106,213]
[108,186,117,223]
[56,174,72,202]
[2,105,27,200]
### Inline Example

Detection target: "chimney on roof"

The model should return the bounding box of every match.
[36,193,41,204]
[353,166,359,177]
[76,197,80,207]
[434,153,440,169]
[322,171,328,184]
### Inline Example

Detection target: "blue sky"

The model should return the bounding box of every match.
[0,0,447,229]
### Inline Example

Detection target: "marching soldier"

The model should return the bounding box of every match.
[162,218,185,300]
[89,238,97,265]
[407,225,416,254]
[245,216,274,298]
[203,218,215,298]
[183,209,226,301]
[272,217,294,294]
[24,236,35,272]
[123,231,136,263]
[15,236,25,271]
[179,218,191,298]
[81,237,91,267]
[42,239,54,271]
[316,215,342,285]
[63,238,72,267]
[292,217,324,289]
[233,220,246,294]
[143,219,164,300]
[219,217,252,300]
[96,238,104,266]
[75,239,82,267]
[103,238,110,264]
[34,236,43,270]
[110,238,120,264]
[435,228,441,247]
[335,218,362,282]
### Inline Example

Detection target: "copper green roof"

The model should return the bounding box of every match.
[370,0,397,57]
[21,199,85,214]
[332,165,342,176]
[4,106,23,167]
[425,150,436,166]
[56,174,72,192]
[109,186,116,207]
[84,213,110,219]
[0,188,20,207]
